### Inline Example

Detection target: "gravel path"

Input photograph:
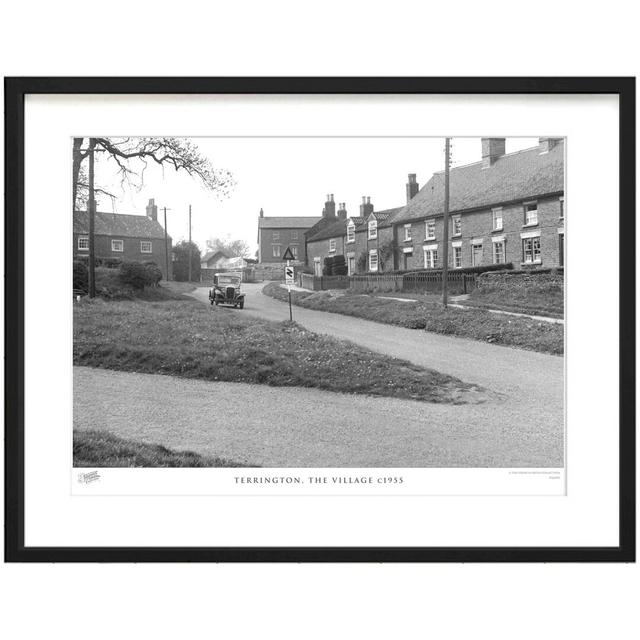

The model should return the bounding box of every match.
[74,367,563,467]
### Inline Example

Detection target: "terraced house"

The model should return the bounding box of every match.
[391,138,565,271]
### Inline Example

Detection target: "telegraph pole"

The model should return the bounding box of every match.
[188,204,192,283]
[163,206,171,281]
[88,139,96,298]
[442,137,451,308]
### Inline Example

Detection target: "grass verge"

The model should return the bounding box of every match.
[74,429,254,467]
[465,280,564,318]
[74,297,487,404]
[263,283,563,355]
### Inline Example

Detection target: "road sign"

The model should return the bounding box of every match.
[285,265,294,285]
[282,246,296,261]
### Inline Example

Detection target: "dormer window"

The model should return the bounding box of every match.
[346,222,355,243]
[368,219,377,239]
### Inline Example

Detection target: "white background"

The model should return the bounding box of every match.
[1,2,638,639]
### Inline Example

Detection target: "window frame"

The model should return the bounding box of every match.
[291,245,298,258]
[77,236,89,251]
[522,236,541,264]
[423,248,438,269]
[452,216,462,237]
[524,201,539,226]
[111,239,124,252]
[492,207,503,231]
[368,249,379,272]
[452,245,462,268]
[328,238,336,253]
[493,240,505,264]
[140,240,152,254]
[272,244,281,258]
[368,219,377,240]
[272,230,280,241]
[425,219,436,240]
[291,230,298,240]
[403,224,412,242]
[346,223,355,243]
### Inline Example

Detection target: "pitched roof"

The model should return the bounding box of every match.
[258,216,322,229]
[201,250,229,263]
[390,142,564,224]
[307,218,348,242]
[370,207,404,227]
[73,210,169,240]
[347,216,366,227]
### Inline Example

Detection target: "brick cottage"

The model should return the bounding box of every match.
[73,198,172,279]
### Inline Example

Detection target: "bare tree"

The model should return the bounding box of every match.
[206,236,252,258]
[72,137,234,210]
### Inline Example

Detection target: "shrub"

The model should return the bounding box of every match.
[119,261,150,290]
[73,260,88,292]
[143,261,163,286]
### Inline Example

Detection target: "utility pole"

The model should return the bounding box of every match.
[88,139,96,298]
[163,206,171,281]
[442,137,451,308]
[188,204,192,283]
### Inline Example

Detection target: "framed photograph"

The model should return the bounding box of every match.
[4,77,635,562]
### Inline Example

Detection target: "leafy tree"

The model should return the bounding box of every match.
[172,241,202,282]
[72,137,234,210]
[205,236,251,258]
[378,240,397,272]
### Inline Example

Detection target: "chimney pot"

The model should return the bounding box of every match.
[146,198,158,222]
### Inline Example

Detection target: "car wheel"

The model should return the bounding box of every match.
[239,300,244,309]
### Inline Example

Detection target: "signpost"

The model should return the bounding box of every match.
[282,247,296,321]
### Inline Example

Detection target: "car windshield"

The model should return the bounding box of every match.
[217,275,240,285]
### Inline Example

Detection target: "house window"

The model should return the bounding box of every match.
[524,202,538,226]
[425,219,436,240]
[453,245,462,268]
[291,245,298,258]
[492,207,503,231]
[272,231,280,241]
[403,224,412,241]
[368,220,377,239]
[559,197,565,220]
[329,238,336,253]
[452,216,462,237]
[346,223,355,243]
[369,250,379,272]
[111,239,123,252]
[140,240,152,253]
[78,236,89,251]
[471,242,483,266]
[522,237,541,264]
[423,248,438,269]
[291,230,298,240]
[272,245,281,258]
[493,240,505,264]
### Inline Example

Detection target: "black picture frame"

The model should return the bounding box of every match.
[4,77,635,563]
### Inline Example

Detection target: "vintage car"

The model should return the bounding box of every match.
[209,273,245,309]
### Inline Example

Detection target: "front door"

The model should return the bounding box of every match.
[314,258,322,276]
[348,256,355,275]
[472,243,483,267]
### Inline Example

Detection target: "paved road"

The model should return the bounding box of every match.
[73,283,564,467]
[74,367,562,467]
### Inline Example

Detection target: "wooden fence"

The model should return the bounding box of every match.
[301,271,477,295]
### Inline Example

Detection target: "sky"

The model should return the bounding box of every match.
[91,137,539,256]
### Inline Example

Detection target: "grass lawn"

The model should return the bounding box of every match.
[74,296,487,404]
[74,429,254,467]
[464,280,564,318]
[263,283,563,355]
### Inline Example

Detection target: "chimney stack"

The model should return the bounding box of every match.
[322,193,336,218]
[359,196,374,217]
[146,198,158,222]
[337,202,347,220]
[259,207,264,218]
[406,173,419,203]
[481,138,506,168]
[539,137,563,154]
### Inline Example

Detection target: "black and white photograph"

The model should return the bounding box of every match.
[71,134,565,473]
